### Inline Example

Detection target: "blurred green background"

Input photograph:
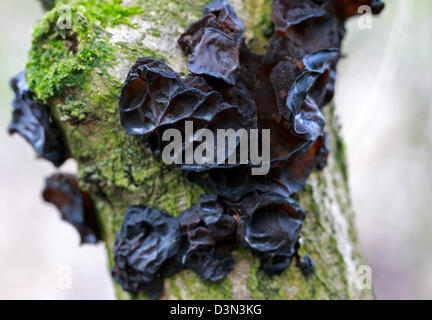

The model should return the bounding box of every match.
[0,0,431,299]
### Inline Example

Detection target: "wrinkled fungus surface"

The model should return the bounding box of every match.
[42,173,100,244]
[112,205,180,298]
[119,57,256,170]
[115,0,384,297]
[8,71,68,167]
[177,194,236,281]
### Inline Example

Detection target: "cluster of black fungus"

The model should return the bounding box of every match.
[8,71,69,167]
[42,173,101,244]
[114,0,384,297]
[113,196,236,296]
[119,57,256,169]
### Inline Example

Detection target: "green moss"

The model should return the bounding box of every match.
[26,0,143,102]
[175,270,232,299]
[247,253,263,299]
[168,278,182,299]
[63,0,143,28]
[149,27,160,37]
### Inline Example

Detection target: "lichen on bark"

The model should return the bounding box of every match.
[27,0,373,299]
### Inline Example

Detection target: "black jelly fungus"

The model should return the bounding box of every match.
[42,173,100,244]
[8,71,68,167]
[114,0,384,296]
[112,205,180,298]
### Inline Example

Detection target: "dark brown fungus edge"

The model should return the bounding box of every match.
[8,71,69,167]
[42,173,101,244]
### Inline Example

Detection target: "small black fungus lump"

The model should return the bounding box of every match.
[114,0,384,297]
[42,173,100,244]
[8,71,68,167]
[297,254,315,277]
[112,206,181,299]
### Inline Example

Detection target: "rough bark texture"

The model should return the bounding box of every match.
[28,0,373,299]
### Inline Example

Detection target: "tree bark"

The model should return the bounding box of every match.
[29,0,373,299]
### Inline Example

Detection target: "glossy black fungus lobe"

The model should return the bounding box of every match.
[42,173,100,244]
[115,0,384,296]
[297,254,315,277]
[236,192,304,274]
[178,0,245,85]
[8,71,68,167]
[112,206,180,298]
